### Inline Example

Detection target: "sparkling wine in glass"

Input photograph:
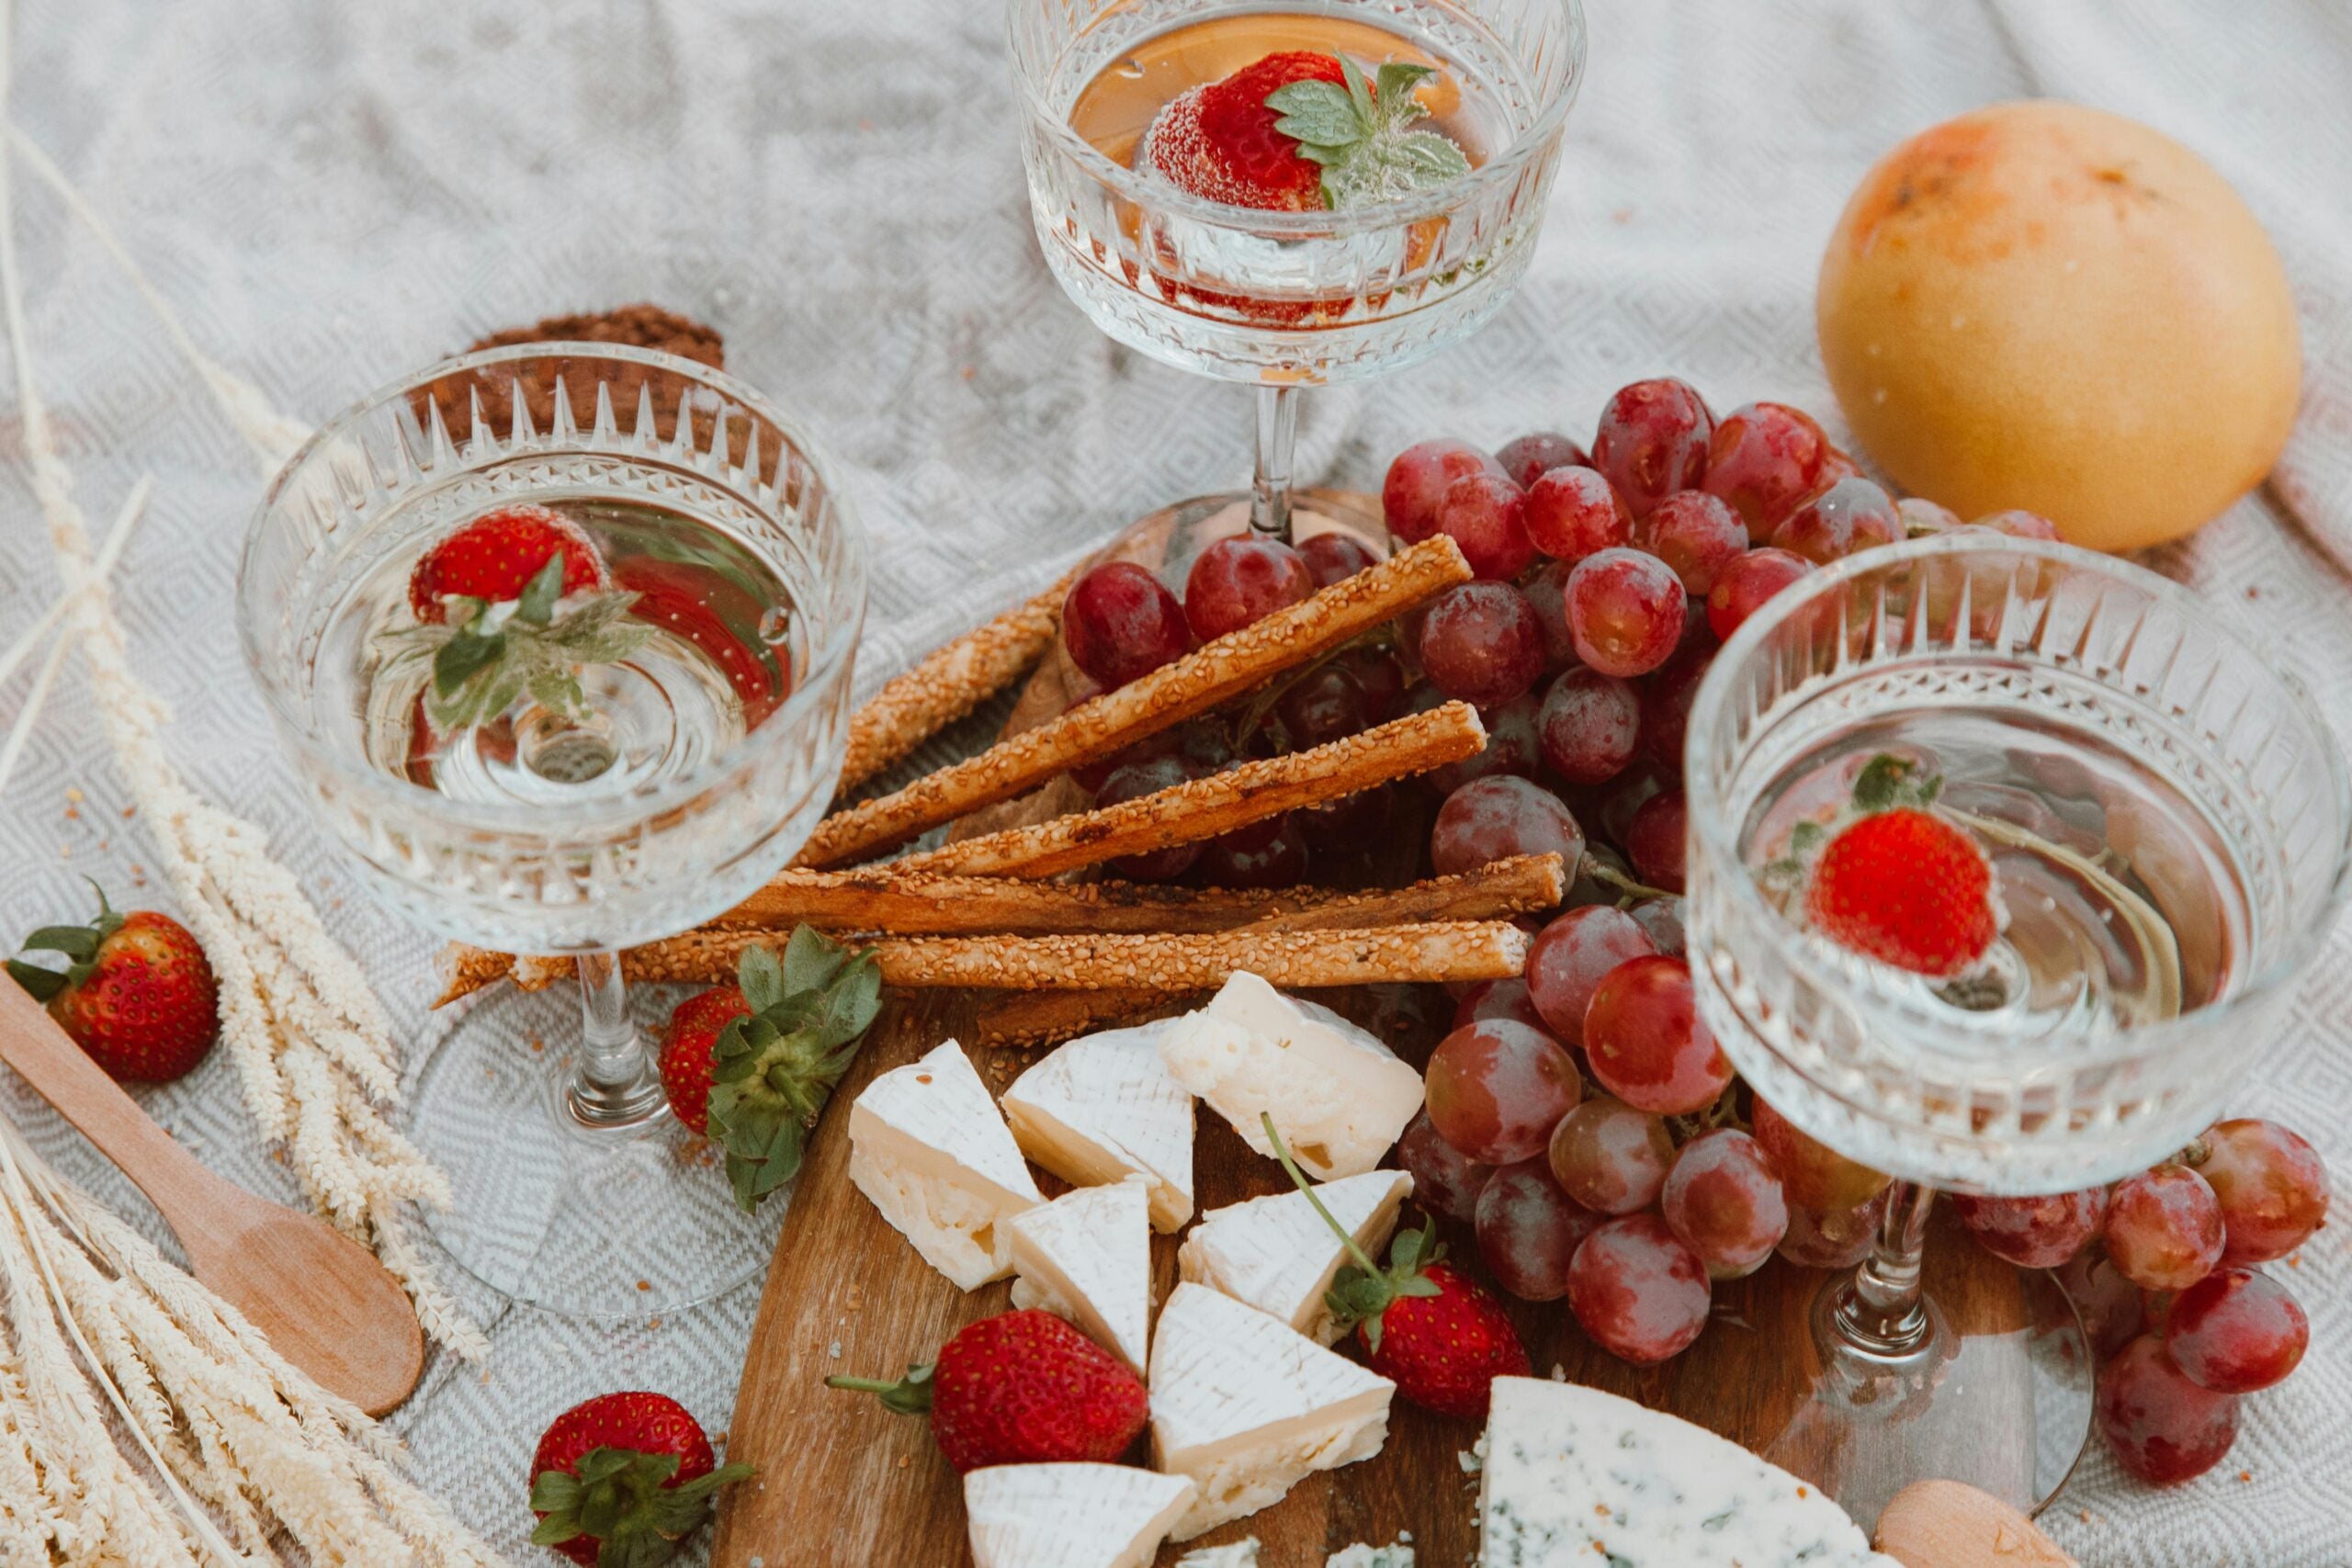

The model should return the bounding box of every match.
[1685,532,2352,1526]
[1010,0,1586,574]
[240,344,865,1318]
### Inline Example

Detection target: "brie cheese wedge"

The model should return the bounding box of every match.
[1008,1174,1154,1373]
[1179,1169,1413,1344]
[847,1039,1042,1291]
[1158,972,1423,1180]
[964,1462,1196,1568]
[1148,1282,1394,1540]
[1001,1021,1195,1231]
[1478,1377,1904,1565]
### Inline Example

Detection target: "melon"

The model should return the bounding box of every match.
[1816,101,2301,552]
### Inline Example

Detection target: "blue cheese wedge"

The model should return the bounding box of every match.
[1178,1169,1413,1343]
[1001,1022,1196,1232]
[846,1040,1042,1291]
[963,1462,1196,1568]
[1008,1175,1154,1373]
[1326,1540,1413,1567]
[1477,1378,1903,1566]
[1149,1283,1394,1540]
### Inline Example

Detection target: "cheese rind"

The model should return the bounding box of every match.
[1007,1175,1154,1373]
[1477,1377,1905,1566]
[1148,1282,1394,1540]
[963,1462,1196,1568]
[847,1039,1043,1290]
[1158,973,1423,1180]
[1179,1169,1413,1344]
[1002,1022,1196,1231]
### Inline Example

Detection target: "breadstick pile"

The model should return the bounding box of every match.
[437,536,1555,1043]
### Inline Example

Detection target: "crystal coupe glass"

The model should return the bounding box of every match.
[1009,0,1586,573]
[239,344,865,1318]
[1685,532,2352,1527]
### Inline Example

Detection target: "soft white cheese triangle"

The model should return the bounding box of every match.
[1478,1377,1905,1566]
[1148,1282,1394,1541]
[1008,1175,1154,1373]
[1001,1021,1195,1231]
[964,1462,1196,1568]
[1158,972,1423,1180]
[847,1039,1042,1291]
[1179,1169,1413,1344]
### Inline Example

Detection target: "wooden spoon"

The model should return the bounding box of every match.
[0,978,424,1416]
[1874,1479,2076,1566]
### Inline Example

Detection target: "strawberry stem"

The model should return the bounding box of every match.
[1260,1111,1384,1279]
[825,1360,935,1416]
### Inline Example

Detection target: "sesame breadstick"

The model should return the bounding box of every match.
[974,988,1184,1049]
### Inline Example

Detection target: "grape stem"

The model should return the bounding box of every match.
[1227,625,1396,754]
[1582,855,1672,904]
[1260,1111,1385,1279]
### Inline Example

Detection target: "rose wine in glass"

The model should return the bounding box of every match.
[1685,533,2352,1526]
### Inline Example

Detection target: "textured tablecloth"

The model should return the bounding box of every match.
[4,0,2349,1562]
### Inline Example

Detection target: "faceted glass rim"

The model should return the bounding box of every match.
[1684,530,2352,1067]
[237,340,868,833]
[1005,0,1589,237]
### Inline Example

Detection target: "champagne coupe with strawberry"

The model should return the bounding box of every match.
[239,344,865,1318]
[1009,0,1586,575]
[1684,532,2352,1526]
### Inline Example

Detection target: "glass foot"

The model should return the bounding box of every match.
[1101,489,1390,587]
[407,983,782,1320]
[1758,1264,2094,1530]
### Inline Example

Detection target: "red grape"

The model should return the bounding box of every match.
[2199,1118,2331,1264]
[2106,1166,2225,1292]
[1536,667,1641,785]
[1398,1110,1496,1224]
[2096,1335,2240,1485]
[1523,466,1634,562]
[1951,1188,2109,1269]
[1338,645,1407,722]
[1424,689,1541,795]
[1770,477,1902,565]
[1272,663,1370,750]
[1520,558,1579,672]
[1453,976,1548,1034]
[1430,775,1585,878]
[1384,439,1503,545]
[1436,473,1537,581]
[2165,1267,2308,1393]
[1095,756,1204,882]
[1071,716,1230,793]
[2054,1247,2149,1359]
[1637,641,1714,771]
[1896,496,1962,536]
[1590,378,1713,518]
[1636,491,1748,595]
[1418,582,1547,707]
[1425,1019,1583,1165]
[1706,547,1813,640]
[1296,529,1381,588]
[1623,790,1688,894]
[1476,1156,1601,1301]
[1062,561,1191,690]
[1566,1213,1712,1364]
[1566,548,1684,678]
[1663,1128,1789,1280]
[1971,509,2061,541]
[1295,782,1394,852]
[1193,814,1310,888]
[1751,1097,1892,1211]
[1701,401,1830,533]
[1525,906,1657,1044]
[1777,1189,1892,1269]
[1547,1099,1675,1214]
[1183,536,1315,641]
[1628,897,1687,957]
[1583,954,1729,1116]
[1496,431,1590,489]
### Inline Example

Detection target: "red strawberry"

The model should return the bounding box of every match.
[9,887,218,1081]
[1804,803,1996,978]
[613,557,787,727]
[408,502,605,623]
[827,1309,1148,1472]
[655,986,752,1134]
[1150,51,1345,210]
[527,1391,750,1567]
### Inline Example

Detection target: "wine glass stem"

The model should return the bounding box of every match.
[1834,1179,1936,1355]
[564,949,667,1131]
[1250,383,1299,541]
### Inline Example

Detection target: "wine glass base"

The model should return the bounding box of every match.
[1096,488,1389,584]
[1758,1264,2094,1531]
[408,983,782,1321]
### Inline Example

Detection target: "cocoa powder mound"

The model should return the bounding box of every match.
[414,303,727,444]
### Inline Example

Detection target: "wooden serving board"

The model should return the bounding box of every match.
[711,500,2027,1568]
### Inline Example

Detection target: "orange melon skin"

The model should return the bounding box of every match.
[1816,101,2301,553]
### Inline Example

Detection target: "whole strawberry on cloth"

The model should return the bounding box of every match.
[7,884,218,1081]
[528,1391,751,1567]
[827,1308,1149,1472]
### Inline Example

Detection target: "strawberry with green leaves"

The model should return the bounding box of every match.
[1781,753,1999,979]
[1263,1114,1529,1420]
[9,885,219,1081]
[658,927,883,1211]
[527,1391,750,1568]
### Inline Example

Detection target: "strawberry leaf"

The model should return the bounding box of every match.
[1268,51,1469,209]
[738,943,786,1012]
[516,551,568,626]
[1339,52,1377,126]
[20,926,97,961]
[6,958,66,1002]
[1851,752,1941,814]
